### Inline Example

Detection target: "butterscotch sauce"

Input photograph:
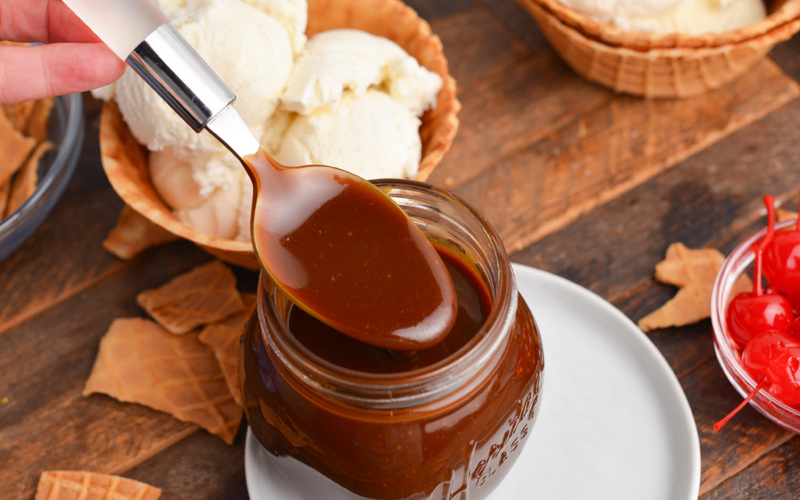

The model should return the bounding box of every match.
[288,247,492,373]
[243,148,458,351]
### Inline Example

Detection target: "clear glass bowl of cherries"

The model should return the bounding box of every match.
[712,195,800,432]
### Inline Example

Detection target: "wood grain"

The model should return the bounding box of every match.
[511,96,800,303]
[402,0,475,19]
[431,4,530,91]
[700,436,800,499]
[124,431,248,500]
[452,59,800,253]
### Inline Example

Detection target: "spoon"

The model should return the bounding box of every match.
[64,0,458,351]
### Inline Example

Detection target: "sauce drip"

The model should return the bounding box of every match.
[244,148,458,351]
[288,248,492,373]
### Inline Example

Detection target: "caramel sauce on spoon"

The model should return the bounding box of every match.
[244,149,458,351]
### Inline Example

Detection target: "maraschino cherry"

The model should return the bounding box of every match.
[763,194,800,295]
[727,196,794,350]
[715,330,800,430]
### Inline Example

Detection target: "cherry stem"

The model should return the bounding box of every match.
[754,196,777,297]
[714,379,767,431]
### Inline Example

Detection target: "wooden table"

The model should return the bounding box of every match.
[4,0,800,497]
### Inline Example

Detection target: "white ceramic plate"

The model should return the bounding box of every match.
[245,264,701,500]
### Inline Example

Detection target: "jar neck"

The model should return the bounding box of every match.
[256,180,517,410]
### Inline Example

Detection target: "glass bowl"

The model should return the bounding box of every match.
[711,219,800,433]
[0,93,84,262]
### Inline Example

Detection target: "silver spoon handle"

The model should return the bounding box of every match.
[127,22,235,133]
[64,0,259,158]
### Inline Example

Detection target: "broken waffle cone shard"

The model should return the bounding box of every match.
[639,242,752,331]
[99,0,460,269]
[35,470,161,500]
[24,97,55,143]
[5,141,52,218]
[516,0,800,98]
[776,208,798,223]
[654,243,725,288]
[103,205,179,260]
[137,260,245,335]
[83,318,242,444]
[199,293,257,407]
[0,106,36,187]
[3,101,36,130]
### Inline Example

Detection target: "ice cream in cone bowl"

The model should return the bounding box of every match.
[99,0,460,269]
[515,0,800,97]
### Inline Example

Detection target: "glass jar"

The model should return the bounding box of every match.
[240,180,544,500]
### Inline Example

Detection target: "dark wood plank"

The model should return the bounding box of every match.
[427,51,612,189]
[700,436,800,499]
[403,0,476,20]
[124,430,248,500]
[451,59,799,252]
[769,35,800,83]
[478,0,550,52]
[511,96,800,303]
[0,241,224,498]
[432,4,530,91]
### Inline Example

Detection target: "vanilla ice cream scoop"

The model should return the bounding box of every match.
[240,0,308,53]
[276,89,422,180]
[174,173,244,240]
[281,29,442,116]
[559,0,766,34]
[150,146,246,238]
[115,0,292,152]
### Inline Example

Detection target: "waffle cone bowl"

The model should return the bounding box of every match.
[516,0,800,98]
[100,0,460,270]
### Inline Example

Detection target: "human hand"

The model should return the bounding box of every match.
[0,0,126,104]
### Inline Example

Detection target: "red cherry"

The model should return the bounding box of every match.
[784,293,800,316]
[789,316,800,339]
[727,293,794,349]
[726,196,794,349]
[763,197,800,295]
[742,330,800,406]
[715,330,800,431]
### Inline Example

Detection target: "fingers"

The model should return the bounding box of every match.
[0,43,126,104]
[0,0,100,44]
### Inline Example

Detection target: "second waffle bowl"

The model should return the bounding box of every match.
[517,0,800,98]
[100,0,460,270]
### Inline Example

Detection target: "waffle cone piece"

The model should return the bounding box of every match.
[136,260,245,335]
[517,0,800,98]
[35,471,161,500]
[199,293,257,406]
[83,318,242,444]
[100,0,460,269]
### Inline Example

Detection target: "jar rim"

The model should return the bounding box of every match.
[256,179,518,409]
